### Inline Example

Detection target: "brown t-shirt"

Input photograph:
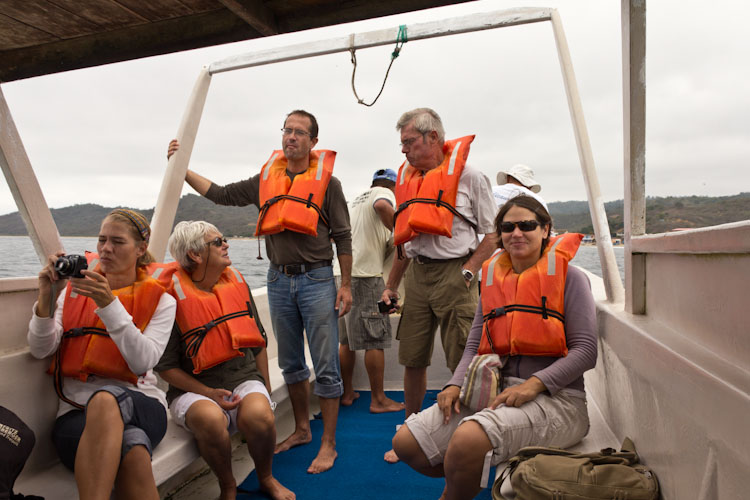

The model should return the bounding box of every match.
[205,172,352,265]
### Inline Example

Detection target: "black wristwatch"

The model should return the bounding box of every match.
[461,268,474,281]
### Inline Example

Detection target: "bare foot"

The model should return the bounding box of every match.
[340,391,360,406]
[384,448,400,463]
[370,397,405,414]
[307,442,337,474]
[259,475,296,500]
[274,429,312,454]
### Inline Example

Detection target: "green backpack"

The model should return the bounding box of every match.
[492,438,659,500]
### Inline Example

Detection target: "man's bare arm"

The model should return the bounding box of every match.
[167,138,213,196]
[373,199,395,231]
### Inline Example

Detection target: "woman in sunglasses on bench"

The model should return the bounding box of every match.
[392,195,598,500]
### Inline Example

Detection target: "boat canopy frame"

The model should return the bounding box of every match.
[1,6,625,303]
[150,6,625,303]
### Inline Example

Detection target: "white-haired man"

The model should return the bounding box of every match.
[380,108,497,462]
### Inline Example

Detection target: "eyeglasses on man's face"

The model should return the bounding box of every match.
[281,127,312,138]
[499,220,541,233]
[399,133,426,149]
[206,236,228,247]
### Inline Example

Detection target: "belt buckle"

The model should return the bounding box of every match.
[284,264,302,275]
[416,255,432,264]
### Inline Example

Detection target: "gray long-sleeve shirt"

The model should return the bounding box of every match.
[449,265,598,395]
[205,172,352,265]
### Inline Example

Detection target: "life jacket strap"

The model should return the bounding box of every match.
[395,197,478,232]
[482,302,564,323]
[181,309,253,359]
[257,194,330,228]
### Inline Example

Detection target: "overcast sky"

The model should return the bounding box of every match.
[2,0,748,217]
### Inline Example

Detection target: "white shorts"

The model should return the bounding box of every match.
[170,380,274,435]
[405,377,589,468]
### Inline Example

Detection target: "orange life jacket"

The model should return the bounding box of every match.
[49,252,166,386]
[478,233,583,356]
[148,262,266,374]
[254,149,335,237]
[393,135,475,246]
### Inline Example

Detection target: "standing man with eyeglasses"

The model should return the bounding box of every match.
[169,109,352,474]
[380,108,497,463]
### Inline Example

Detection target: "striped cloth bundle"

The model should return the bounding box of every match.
[459,354,506,411]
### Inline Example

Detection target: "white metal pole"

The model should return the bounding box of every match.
[549,10,625,304]
[149,68,212,261]
[209,8,553,74]
[0,85,63,265]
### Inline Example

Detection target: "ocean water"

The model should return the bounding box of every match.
[1,236,623,287]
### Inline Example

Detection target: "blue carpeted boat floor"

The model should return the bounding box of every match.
[238,390,493,500]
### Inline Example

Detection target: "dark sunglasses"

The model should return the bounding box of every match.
[206,237,228,247]
[499,220,541,233]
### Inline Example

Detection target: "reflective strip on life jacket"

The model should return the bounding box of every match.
[478,233,583,357]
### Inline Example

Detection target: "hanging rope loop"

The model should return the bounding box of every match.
[350,25,407,107]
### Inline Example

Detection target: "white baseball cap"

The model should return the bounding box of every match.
[496,164,542,193]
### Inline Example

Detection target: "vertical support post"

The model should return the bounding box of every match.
[149,68,212,260]
[622,0,647,314]
[549,10,625,304]
[0,85,63,265]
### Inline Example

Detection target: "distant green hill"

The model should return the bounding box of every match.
[1,192,748,236]
[547,193,750,234]
[0,194,259,237]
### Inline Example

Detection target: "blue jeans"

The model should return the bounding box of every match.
[267,265,343,398]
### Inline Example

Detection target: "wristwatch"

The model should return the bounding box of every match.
[461,268,474,281]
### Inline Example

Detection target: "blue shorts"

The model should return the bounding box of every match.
[52,385,167,471]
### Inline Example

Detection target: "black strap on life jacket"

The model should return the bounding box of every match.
[481,299,565,324]
[181,303,257,359]
[53,327,111,410]
[256,194,330,232]
[392,191,477,259]
[480,298,565,354]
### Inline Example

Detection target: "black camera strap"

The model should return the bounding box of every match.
[53,327,111,410]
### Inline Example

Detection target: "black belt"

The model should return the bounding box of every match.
[414,253,472,265]
[271,260,332,275]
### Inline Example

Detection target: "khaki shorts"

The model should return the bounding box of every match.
[405,377,589,467]
[397,256,477,371]
[339,276,392,350]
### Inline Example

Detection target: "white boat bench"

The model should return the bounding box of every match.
[12,353,309,499]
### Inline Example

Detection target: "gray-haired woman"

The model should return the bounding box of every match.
[154,220,294,500]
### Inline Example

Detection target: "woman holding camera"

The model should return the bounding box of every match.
[27,209,175,500]
[391,195,598,500]
[154,221,293,500]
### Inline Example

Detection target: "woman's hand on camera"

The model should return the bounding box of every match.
[36,253,68,317]
[437,385,461,424]
[71,270,115,309]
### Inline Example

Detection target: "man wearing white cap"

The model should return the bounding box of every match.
[339,169,405,414]
[493,164,548,211]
